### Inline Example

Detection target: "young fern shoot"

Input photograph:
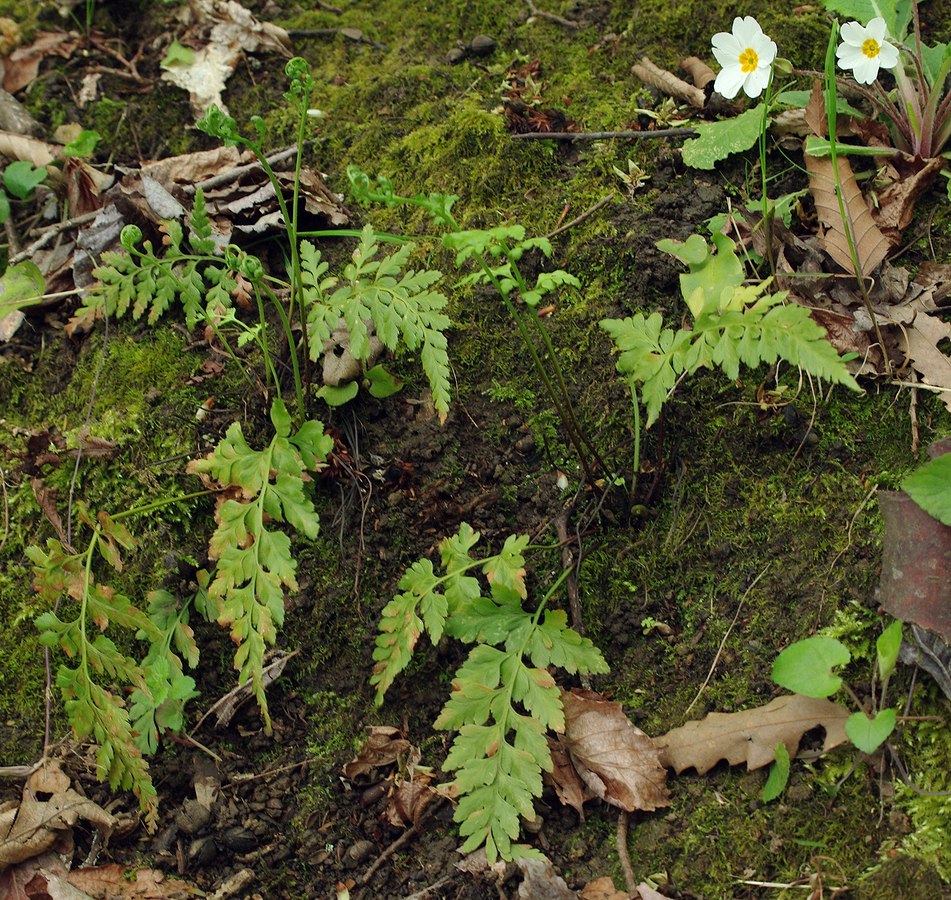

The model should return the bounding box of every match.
[372,523,608,862]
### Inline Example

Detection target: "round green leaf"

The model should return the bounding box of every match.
[903,455,951,526]
[3,160,47,200]
[845,708,897,754]
[771,636,851,697]
[365,364,403,399]
[317,380,359,406]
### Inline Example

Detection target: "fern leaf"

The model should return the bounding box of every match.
[304,225,452,417]
[186,400,330,728]
[370,591,425,703]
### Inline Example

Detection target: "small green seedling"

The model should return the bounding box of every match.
[764,620,904,798]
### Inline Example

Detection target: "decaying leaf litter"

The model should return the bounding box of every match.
[4,4,947,896]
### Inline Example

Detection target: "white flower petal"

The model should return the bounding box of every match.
[852,55,880,84]
[837,43,864,67]
[878,41,900,69]
[866,17,887,41]
[839,21,866,47]
[733,16,763,46]
[712,31,742,55]
[743,67,770,97]
[714,64,747,99]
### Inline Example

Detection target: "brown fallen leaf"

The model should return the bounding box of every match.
[161,0,291,115]
[654,694,850,775]
[2,31,80,94]
[0,762,115,870]
[67,862,198,898]
[516,855,576,900]
[342,725,413,781]
[873,156,945,240]
[898,311,951,415]
[804,145,889,275]
[579,876,630,899]
[546,735,591,820]
[560,689,670,813]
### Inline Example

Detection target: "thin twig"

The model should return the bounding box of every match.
[184,145,303,195]
[0,466,8,555]
[554,510,592,692]
[358,798,445,886]
[10,210,98,264]
[513,127,699,141]
[683,564,770,716]
[616,810,637,896]
[546,192,615,238]
[399,875,455,900]
[527,0,580,28]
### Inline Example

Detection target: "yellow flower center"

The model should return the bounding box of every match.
[862,38,881,59]
[739,47,759,73]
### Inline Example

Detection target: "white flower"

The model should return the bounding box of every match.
[711,16,777,99]
[836,17,899,85]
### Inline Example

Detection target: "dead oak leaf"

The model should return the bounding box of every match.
[560,689,670,813]
[654,694,850,775]
[342,725,414,781]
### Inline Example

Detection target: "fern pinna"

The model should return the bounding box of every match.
[372,523,608,862]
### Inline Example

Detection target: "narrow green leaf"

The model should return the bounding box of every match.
[876,620,903,682]
[761,742,791,802]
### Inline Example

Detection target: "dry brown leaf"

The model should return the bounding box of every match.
[545,736,590,820]
[873,157,944,239]
[67,863,198,898]
[0,130,57,167]
[161,0,292,115]
[561,689,670,813]
[2,31,80,94]
[516,855,576,900]
[899,312,951,414]
[342,725,413,780]
[579,876,629,899]
[654,694,850,775]
[803,80,826,138]
[383,778,438,828]
[0,765,115,870]
[804,148,889,275]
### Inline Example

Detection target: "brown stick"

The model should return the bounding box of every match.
[616,810,637,895]
[358,798,445,886]
[512,128,698,141]
[547,192,615,238]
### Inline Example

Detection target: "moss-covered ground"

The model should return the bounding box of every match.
[1,0,950,896]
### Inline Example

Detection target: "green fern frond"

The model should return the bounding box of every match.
[371,522,608,861]
[186,399,332,728]
[303,225,452,417]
